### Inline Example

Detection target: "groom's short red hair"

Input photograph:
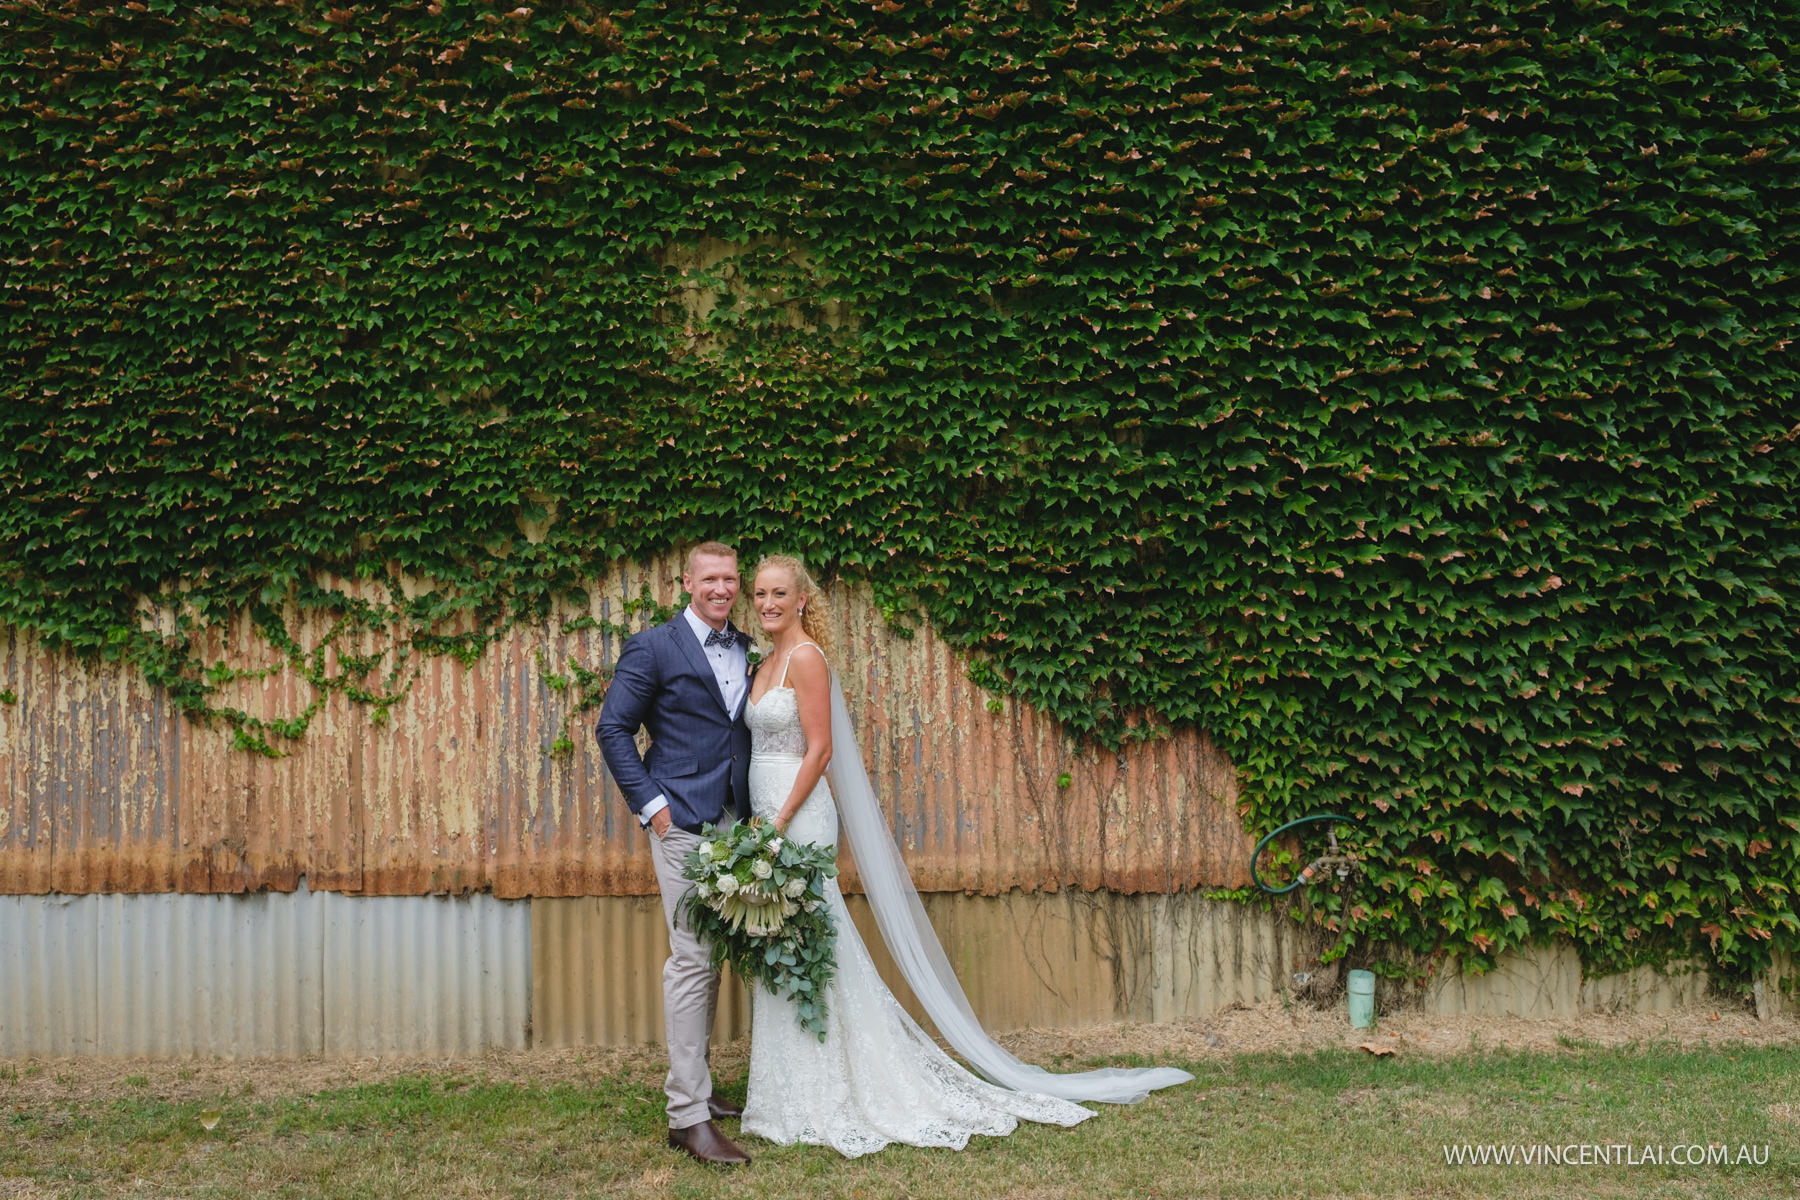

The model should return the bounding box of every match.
[684,540,737,574]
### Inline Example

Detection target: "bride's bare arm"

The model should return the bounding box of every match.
[773,644,833,833]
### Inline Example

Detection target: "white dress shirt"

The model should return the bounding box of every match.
[638,606,748,828]
[685,605,749,716]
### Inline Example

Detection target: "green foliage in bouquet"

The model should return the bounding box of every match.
[2,0,1797,984]
[679,820,839,1039]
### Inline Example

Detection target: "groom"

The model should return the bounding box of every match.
[596,540,755,1166]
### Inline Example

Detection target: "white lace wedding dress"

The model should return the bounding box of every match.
[739,665,1095,1156]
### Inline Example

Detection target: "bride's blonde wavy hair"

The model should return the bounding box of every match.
[752,554,834,662]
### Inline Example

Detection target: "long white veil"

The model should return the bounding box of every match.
[824,674,1194,1104]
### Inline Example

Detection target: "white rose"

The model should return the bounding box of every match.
[752,859,773,880]
[768,836,784,854]
[697,841,714,859]
[716,875,740,897]
[782,877,806,899]
[696,881,714,900]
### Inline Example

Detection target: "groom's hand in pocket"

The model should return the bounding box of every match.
[649,808,673,838]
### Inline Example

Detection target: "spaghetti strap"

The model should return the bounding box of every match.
[777,641,826,688]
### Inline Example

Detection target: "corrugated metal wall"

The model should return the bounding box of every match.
[0,886,528,1057]
[530,896,753,1047]
[0,629,180,894]
[523,890,1277,1050]
[0,559,1249,898]
[1,893,95,1054]
[2,888,1775,1057]
[1419,946,1720,1019]
[97,889,324,1056]
[321,887,532,1054]
[6,557,1779,1057]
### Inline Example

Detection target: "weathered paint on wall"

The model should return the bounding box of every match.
[0,559,1249,898]
[532,893,1763,1049]
[1753,951,1792,1020]
[530,890,1320,1048]
[530,895,752,1048]
[1419,944,1716,1019]
[0,629,179,894]
[1578,960,1712,1014]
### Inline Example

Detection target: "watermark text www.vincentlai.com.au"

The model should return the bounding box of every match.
[1443,1143,1770,1167]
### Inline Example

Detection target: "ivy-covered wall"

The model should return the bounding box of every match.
[3,0,1796,982]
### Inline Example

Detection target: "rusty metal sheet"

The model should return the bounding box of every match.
[174,604,361,893]
[489,557,674,899]
[0,558,1249,898]
[824,597,1250,896]
[3,630,187,894]
[354,615,494,896]
[6,632,182,894]
[0,629,49,894]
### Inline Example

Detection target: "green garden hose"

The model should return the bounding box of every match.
[1252,813,1353,894]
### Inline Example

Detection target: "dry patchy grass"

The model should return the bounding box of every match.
[4,1005,1798,1200]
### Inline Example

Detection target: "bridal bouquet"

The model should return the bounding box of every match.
[678,819,839,1039]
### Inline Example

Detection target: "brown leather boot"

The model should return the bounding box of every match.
[667,1119,751,1166]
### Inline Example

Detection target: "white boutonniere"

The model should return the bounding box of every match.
[746,643,764,670]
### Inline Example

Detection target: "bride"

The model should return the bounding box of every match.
[738,555,1191,1157]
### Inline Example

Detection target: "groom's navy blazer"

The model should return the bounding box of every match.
[595,616,753,834]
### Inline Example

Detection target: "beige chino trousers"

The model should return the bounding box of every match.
[647,824,722,1129]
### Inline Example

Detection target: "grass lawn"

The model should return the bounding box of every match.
[4,1041,1796,1199]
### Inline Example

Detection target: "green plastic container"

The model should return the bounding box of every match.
[1347,969,1376,1028]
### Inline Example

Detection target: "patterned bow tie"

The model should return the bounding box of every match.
[704,626,737,648]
